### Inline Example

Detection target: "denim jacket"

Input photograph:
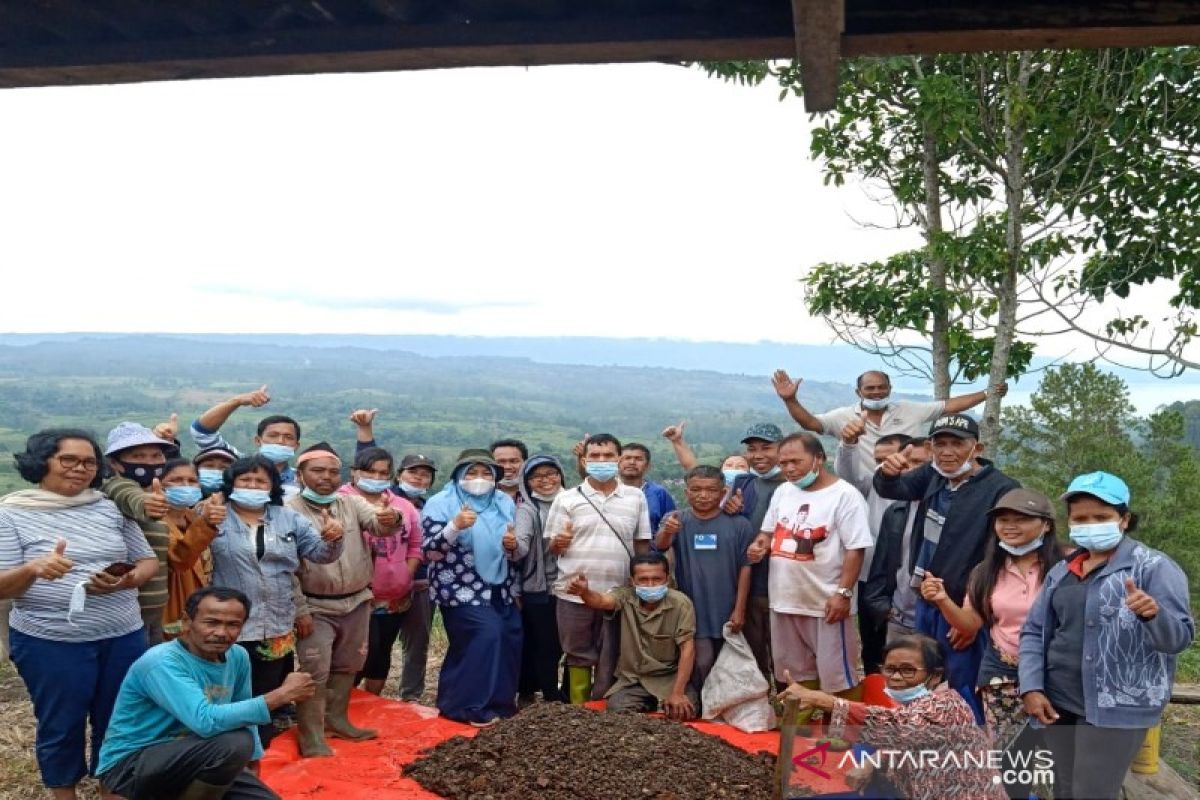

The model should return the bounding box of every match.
[209,505,343,641]
[1018,537,1194,728]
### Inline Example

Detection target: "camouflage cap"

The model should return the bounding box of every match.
[740,423,783,444]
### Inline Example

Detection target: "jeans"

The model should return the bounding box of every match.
[10,627,146,787]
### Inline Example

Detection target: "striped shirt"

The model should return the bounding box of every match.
[102,477,169,612]
[546,481,651,602]
[0,499,154,642]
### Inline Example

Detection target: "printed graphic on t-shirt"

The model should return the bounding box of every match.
[770,503,828,562]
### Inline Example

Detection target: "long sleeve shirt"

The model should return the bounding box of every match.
[97,639,269,777]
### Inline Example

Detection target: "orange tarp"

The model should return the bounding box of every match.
[260,683,893,798]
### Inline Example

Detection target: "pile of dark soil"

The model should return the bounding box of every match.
[404,703,778,799]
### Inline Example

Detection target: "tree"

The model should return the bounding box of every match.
[704,49,1200,446]
[1000,364,1200,601]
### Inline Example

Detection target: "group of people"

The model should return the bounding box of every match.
[0,372,1193,800]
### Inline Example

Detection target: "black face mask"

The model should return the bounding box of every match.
[116,460,164,488]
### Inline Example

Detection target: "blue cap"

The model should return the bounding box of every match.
[1060,471,1130,506]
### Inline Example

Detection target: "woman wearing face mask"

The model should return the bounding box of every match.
[207,455,344,745]
[157,458,228,638]
[193,445,237,497]
[782,633,1008,796]
[421,449,521,726]
[338,447,423,697]
[1019,472,1194,800]
[781,634,1007,800]
[513,455,570,706]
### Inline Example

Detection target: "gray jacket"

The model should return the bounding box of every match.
[513,455,565,596]
[1018,536,1194,728]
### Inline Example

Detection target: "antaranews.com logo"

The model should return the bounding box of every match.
[792,741,1054,787]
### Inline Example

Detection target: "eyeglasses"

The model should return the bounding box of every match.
[55,455,99,472]
[881,665,926,679]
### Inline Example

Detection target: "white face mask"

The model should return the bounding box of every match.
[459,478,495,497]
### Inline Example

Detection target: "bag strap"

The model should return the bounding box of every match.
[575,486,635,560]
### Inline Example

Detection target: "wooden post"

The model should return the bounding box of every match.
[790,0,843,113]
[775,696,800,800]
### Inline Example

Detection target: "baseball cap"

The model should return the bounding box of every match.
[928,413,980,440]
[399,454,437,473]
[1060,471,1130,507]
[105,422,173,456]
[741,423,783,444]
[989,488,1055,520]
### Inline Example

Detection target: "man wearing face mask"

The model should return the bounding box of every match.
[286,443,400,757]
[566,553,698,720]
[724,423,788,684]
[752,433,871,712]
[103,422,176,646]
[772,368,1004,482]
[189,385,304,500]
[874,413,1018,722]
[490,439,528,507]
[546,434,652,704]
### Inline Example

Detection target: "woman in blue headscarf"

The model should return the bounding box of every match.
[421,449,521,726]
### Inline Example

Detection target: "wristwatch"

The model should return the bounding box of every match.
[834,587,854,599]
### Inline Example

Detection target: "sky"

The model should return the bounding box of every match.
[0,61,1195,410]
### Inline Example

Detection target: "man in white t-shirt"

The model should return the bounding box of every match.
[748,432,872,709]
[547,434,652,704]
[770,369,1004,480]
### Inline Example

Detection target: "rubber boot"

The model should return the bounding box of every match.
[296,688,334,758]
[325,673,378,741]
[177,780,234,800]
[566,666,593,706]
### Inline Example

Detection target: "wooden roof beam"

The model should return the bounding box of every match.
[791,0,843,113]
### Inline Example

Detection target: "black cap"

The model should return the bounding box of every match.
[928,413,979,440]
[399,454,437,473]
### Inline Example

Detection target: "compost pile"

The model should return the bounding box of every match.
[403,703,778,800]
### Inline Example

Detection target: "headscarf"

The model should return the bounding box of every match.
[423,450,514,585]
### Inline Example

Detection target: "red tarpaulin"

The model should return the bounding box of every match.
[261,677,894,798]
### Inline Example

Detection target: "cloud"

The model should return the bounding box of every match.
[195,284,531,315]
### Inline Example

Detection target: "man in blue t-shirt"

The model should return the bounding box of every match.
[99,587,316,799]
[656,465,753,701]
[617,442,677,533]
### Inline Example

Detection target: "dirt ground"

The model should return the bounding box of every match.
[1,620,1197,800]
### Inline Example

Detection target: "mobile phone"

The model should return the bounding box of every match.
[104,562,136,577]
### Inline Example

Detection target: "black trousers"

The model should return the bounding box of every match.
[857,581,887,674]
[518,595,565,702]
[244,643,293,747]
[1040,710,1148,800]
[101,730,279,800]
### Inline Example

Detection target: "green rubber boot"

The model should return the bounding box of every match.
[567,666,593,706]
[325,673,378,741]
[296,688,334,758]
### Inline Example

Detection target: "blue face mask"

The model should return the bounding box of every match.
[791,469,819,490]
[752,465,781,480]
[1069,522,1123,552]
[999,534,1044,557]
[230,488,271,509]
[884,684,931,705]
[398,481,427,498]
[198,469,225,491]
[723,469,749,486]
[164,485,202,508]
[301,487,339,505]
[585,462,619,482]
[861,397,890,412]
[635,584,669,603]
[356,477,392,494]
[258,444,295,464]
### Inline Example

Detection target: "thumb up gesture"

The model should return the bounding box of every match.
[552,518,575,554]
[453,504,477,530]
[200,491,227,526]
[879,445,914,478]
[318,509,344,542]
[661,421,686,443]
[659,511,682,540]
[502,524,518,553]
[30,537,74,581]
[1124,578,1159,619]
[723,487,744,515]
[841,412,867,446]
[144,478,169,520]
[153,412,180,442]
[920,572,947,604]
[375,497,399,528]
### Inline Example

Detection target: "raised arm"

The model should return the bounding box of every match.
[943,383,1006,415]
[660,422,699,471]
[564,573,618,612]
[349,408,378,448]
[772,369,825,433]
[191,385,271,448]
[872,450,933,502]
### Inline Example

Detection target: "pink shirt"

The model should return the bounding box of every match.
[337,484,423,604]
[965,558,1043,659]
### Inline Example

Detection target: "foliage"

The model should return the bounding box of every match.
[1000,364,1200,604]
